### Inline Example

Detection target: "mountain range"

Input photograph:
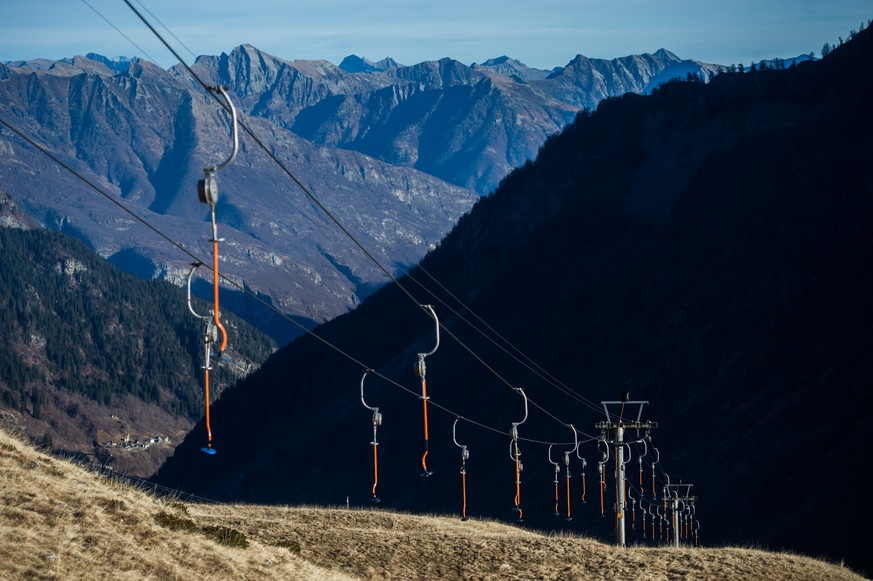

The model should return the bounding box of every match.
[155,26,873,576]
[195,44,722,195]
[1,45,722,344]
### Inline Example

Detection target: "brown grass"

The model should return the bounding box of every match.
[0,428,348,580]
[0,427,865,580]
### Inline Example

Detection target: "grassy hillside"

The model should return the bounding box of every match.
[0,425,348,580]
[0,426,863,581]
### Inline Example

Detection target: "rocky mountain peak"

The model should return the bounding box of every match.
[85,53,136,74]
[652,48,680,61]
[473,55,551,82]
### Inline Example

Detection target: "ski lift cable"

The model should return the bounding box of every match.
[392,255,605,417]
[120,0,608,443]
[85,6,671,464]
[0,113,583,454]
[77,5,676,480]
[80,0,160,65]
[131,0,199,62]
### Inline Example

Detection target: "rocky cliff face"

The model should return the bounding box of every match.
[201,45,721,194]
[0,53,476,343]
[0,45,719,342]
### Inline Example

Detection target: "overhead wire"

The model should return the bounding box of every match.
[80,0,159,65]
[120,0,597,446]
[0,112,549,447]
[9,20,699,534]
[394,255,607,418]
[5,3,705,531]
[132,0,198,62]
[29,2,691,512]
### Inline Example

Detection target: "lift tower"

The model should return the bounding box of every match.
[595,396,657,547]
[664,482,696,547]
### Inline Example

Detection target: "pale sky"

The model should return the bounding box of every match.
[1,0,870,70]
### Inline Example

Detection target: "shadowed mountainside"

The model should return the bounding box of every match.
[156,26,873,575]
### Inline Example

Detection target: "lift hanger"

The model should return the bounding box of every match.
[548,444,560,516]
[413,304,439,477]
[188,86,239,455]
[452,417,470,521]
[360,369,382,503]
[564,424,578,521]
[187,263,218,455]
[509,387,528,523]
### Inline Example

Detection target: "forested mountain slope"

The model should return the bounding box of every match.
[0,207,275,475]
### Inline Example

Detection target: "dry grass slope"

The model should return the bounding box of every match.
[0,426,865,580]
[0,428,349,580]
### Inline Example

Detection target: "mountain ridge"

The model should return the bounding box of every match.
[202,43,724,194]
[0,52,476,343]
[1,43,722,343]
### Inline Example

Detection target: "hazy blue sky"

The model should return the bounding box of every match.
[1,1,870,69]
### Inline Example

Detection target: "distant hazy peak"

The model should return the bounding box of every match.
[1,54,135,76]
[339,54,403,73]
[84,53,136,73]
[652,48,680,61]
[471,55,552,82]
[480,55,513,66]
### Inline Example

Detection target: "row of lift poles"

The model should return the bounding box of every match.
[599,399,695,548]
[184,85,699,550]
[362,306,698,547]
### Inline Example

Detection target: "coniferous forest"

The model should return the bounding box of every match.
[0,225,275,473]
